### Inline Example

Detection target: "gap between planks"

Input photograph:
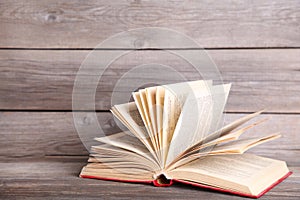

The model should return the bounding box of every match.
[1,110,300,115]
[1,47,300,51]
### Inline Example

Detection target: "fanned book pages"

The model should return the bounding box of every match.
[80,80,291,198]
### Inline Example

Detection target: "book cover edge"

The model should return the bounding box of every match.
[80,171,292,198]
[173,171,292,198]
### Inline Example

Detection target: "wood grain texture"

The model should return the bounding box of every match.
[1,0,299,198]
[0,157,299,199]
[0,0,299,48]
[1,112,299,166]
[1,49,300,112]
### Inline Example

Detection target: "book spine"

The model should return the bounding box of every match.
[152,179,173,187]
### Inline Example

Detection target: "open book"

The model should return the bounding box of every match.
[80,80,291,198]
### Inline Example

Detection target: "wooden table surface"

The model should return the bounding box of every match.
[1,1,299,199]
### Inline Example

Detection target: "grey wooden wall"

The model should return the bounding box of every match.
[0,1,299,199]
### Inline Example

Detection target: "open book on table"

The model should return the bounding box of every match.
[80,80,291,198]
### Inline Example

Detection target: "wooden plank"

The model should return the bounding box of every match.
[0,112,299,166]
[0,157,299,199]
[0,0,299,48]
[0,49,300,112]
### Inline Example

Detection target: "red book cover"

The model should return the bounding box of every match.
[80,171,292,198]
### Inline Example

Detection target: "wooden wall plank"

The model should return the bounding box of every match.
[1,1,299,198]
[0,49,299,112]
[0,0,299,48]
[0,112,299,166]
[0,158,298,199]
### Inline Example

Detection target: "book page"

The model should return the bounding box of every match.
[146,87,158,139]
[90,144,160,171]
[94,131,157,163]
[176,118,268,160]
[111,102,157,159]
[161,80,213,165]
[156,86,165,153]
[145,87,160,156]
[209,134,281,154]
[80,162,154,181]
[202,110,264,144]
[166,84,230,166]
[161,88,181,162]
[172,110,265,164]
[167,134,280,170]
[168,154,289,195]
[132,90,159,154]
[132,91,151,136]
[81,143,157,181]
